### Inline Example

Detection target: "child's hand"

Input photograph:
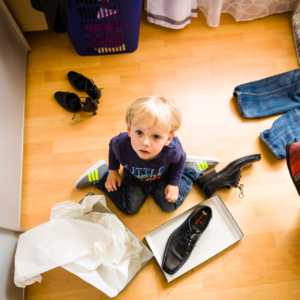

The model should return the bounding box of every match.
[105,170,121,192]
[165,184,179,203]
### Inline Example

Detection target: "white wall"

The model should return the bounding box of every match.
[0,2,28,227]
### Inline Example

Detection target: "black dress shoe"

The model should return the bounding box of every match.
[68,71,102,103]
[196,154,261,198]
[54,92,98,118]
[162,205,212,275]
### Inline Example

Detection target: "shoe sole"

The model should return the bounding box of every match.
[185,156,220,164]
[74,160,107,189]
[216,154,261,178]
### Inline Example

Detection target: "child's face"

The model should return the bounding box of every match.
[127,121,175,161]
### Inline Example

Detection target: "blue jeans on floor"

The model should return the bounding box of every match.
[234,68,300,160]
[95,168,200,215]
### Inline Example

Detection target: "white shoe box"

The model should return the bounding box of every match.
[145,195,244,282]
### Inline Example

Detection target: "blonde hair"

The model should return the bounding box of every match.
[125,94,182,133]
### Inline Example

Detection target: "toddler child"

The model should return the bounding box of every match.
[74,94,218,215]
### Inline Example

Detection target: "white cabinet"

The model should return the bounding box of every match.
[0,1,29,299]
[0,225,25,300]
[4,0,48,31]
[0,0,29,228]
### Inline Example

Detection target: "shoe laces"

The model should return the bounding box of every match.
[234,174,244,199]
[175,226,199,250]
[238,184,244,198]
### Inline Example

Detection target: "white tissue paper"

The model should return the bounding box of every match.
[14,195,153,297]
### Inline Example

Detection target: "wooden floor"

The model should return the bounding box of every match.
[22,10,300,300]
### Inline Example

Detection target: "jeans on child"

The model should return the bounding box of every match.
[234,68,300,160]
[95,168,200,215]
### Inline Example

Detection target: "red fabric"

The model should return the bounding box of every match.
[289,142,300,177]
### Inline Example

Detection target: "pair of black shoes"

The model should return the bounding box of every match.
[54,72,103,119]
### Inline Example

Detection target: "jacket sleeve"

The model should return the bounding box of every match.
[168,149,186,186]
[108,136,120,170]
